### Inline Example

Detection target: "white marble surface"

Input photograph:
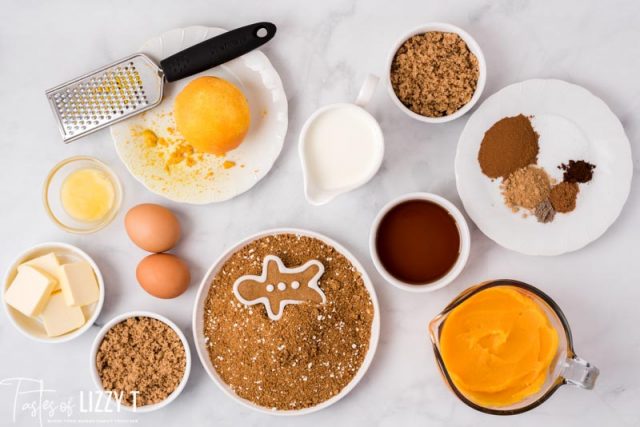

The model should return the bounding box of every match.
[0,0,638,426]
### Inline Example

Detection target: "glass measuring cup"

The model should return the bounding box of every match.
[428,280,599,415]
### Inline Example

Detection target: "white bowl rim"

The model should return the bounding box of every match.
[2,242,105,343]
[385,22,487,123]
[192,227,381,416]
[298,103,385,206]
[369,192,471,292]
[89,310,192,413]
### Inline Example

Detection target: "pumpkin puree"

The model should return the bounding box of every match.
[440,286,559,407]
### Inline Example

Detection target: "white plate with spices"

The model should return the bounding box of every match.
[111,26,288,204]
[192,228,380,416]
[456,79,633,256]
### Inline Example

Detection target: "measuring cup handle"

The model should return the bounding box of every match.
[355,74,380,108]
[562,355,599,389]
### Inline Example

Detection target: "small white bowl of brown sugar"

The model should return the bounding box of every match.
[387,22,486,123]
[90,311,191,413]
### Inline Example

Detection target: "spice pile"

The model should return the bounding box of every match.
[390,32,479,117]
[478,115,539,179]
[561,160,596,184]
[203,233,374,411]
[95,317,186,407]
[502,165,550,211]
[478,114,596,223]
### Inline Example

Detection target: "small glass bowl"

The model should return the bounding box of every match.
[43,156,122,234]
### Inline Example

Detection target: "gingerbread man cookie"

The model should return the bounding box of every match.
[232,255,326,320]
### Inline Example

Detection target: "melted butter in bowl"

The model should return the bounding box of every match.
[61,168,115,222]
[43,156,122,234]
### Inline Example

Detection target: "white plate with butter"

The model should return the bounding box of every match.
[2,242,104,343]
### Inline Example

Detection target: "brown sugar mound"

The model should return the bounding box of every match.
[95,317,186,407]
[479,115,540,179]
[390,32,479,117]
[502,165,551,211]
[203,234,374,411]
[550,181,579,213]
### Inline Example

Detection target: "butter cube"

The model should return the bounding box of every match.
[41,292,85,337]
[24,253,62,291]
[4,265,56,317]
[59,262,99,307]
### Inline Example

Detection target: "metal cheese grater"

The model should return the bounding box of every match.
[46,22,276,143]
[46,54,163,142]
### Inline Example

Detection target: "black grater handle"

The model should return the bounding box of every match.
[160,22,276,82]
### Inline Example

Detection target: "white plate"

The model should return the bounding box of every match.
[192,228,380,415]
[456,79,633,256]
[111,26,288,204]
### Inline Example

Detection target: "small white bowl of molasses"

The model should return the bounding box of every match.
[369,193,470,292]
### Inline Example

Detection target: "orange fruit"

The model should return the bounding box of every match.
[174,76,250,155]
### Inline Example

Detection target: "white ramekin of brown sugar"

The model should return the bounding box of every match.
[386,22,487,123]
[89,311,192,413]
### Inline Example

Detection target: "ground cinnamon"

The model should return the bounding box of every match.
[478,115,539,179]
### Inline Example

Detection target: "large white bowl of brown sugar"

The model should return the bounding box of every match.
[192,229,380,415]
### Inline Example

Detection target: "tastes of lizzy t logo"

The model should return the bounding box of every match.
[0,377,139,426]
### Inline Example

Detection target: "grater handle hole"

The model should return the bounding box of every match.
[256,27,268,38]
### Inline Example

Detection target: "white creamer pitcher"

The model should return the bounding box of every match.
[299,75,384,205]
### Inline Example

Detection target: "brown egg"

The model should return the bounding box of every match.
[136,253,190,299]
[125,204,181,252]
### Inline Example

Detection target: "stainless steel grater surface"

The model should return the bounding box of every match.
[45,54,164,143]
[45,22,277,143]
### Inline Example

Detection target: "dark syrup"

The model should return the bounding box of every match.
[375,200,460,284]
